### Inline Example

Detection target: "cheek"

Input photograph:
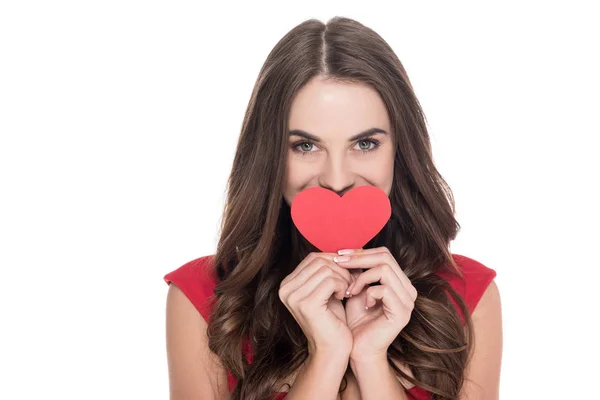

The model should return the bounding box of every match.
[284,157,314,195]
[360,152,394,189]
[368,162,393,182]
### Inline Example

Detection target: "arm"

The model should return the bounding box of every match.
[340,367,362,400]
[459,280,503,400]
[166,284,230,400]
[286,350,350,400]
[348,280,503,400]
[349,358,409,400]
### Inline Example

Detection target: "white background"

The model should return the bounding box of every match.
[1,1,598,399]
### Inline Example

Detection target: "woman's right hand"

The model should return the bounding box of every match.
[278,252,356,357]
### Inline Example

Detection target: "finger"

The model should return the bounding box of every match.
[336,248,368,277]
[365,285,413,320]
[335,250,417,300]
[349,269,361,281]
[283,255,354,290]
[346,270,362,296]
[333,250,391,270]
[308,275,350,306]
[334,249,395,269]
[337,246,389,256]
[349,264,405,298]
[282,252,337,284]
[353,264,416,305]
[295,257,354,288]
[337,247,363,256]
[287,266,350,305]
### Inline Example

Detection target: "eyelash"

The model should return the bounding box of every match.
[291,138,381,156]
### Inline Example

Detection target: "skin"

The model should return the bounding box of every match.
[283,75,395,206]
[280,75,502,398]
[165,76,501,400]
[282,75,415,397]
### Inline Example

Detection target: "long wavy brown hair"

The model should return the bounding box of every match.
[206,16,474,400]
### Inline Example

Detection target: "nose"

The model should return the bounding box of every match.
[318,155,354,196]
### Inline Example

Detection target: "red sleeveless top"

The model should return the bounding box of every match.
[164,253,496,399]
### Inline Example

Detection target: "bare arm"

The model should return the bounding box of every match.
[348,281,502,399]
[340,368,362,400]
[350,358,409,400]
[165,284,229,400]
[286,351,350,400]
[459,280,503,400]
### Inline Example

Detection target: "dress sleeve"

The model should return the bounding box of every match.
[402,255,497,398]
[163,255,218,322]
[442,254,497,322]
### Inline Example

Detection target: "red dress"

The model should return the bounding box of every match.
[164,253,496,399]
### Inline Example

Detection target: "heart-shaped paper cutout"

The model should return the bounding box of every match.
[290,186,392,253]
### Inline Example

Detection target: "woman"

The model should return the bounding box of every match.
[164,16,502,400]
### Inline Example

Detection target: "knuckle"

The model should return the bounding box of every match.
[411,287,418,300]
[297,299,310,314]
[287,292,300,305]
[323,276,338,286]
[305,252,318,264]
[278,283,289,298]
[318,264,333,276]
[313,256,330,267]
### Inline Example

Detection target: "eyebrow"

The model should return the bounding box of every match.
[288,127,388,142]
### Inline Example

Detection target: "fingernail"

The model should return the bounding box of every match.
[333,255,350,263]
[337,249,355,255]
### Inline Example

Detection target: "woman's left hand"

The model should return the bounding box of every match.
[334,246,418,363]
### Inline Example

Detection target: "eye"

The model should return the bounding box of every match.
[291,141,319,155]
[290,137,381,156]
[356,140,375,151]
[354,138,381,153]
[299,142,315,152]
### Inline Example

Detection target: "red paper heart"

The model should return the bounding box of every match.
[290,186,392,253]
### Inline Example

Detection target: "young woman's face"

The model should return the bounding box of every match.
[283,76,395,206]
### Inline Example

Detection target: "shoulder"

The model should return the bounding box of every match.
[163,254,218,321]
[164,255,232,398]
[164,255,252,394]
[447,256,502,398]
[437,253,498,317]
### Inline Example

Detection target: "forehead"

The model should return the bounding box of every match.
[288,76,390,138]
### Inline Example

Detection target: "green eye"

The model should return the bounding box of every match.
[300,143,313,151]
[358,140,372,150]
[355,139,380,153]
[291,137,381,156]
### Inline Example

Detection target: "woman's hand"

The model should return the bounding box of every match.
[334,246,418,363]
[279,252,356,357]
